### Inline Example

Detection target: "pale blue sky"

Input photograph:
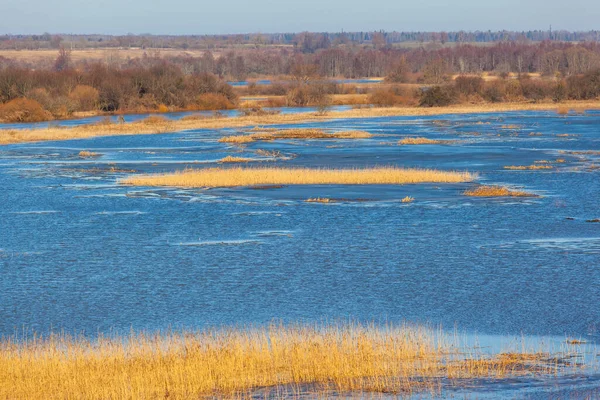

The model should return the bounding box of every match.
[2,0,599,34]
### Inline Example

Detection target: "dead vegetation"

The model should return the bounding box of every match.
[464,185,537,197]
[504,165,554,170]
[77,150,100,158]
[399,137,449,145]
[218,155,252,163]
[0,322,578,399]
[219,128,372,144]
[122,167,475,188]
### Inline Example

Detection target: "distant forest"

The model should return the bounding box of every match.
[2,30,600,51]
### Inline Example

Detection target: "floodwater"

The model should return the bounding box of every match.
[1,110,599,398]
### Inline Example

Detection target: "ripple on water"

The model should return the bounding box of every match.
[483,237,600,254]
[10,210,60,215]
[175,239,264,247]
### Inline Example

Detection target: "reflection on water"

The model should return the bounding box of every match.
[1,110,600,396]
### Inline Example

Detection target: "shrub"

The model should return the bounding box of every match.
[454,76,484,96]
[483,81,505,103]
[0,98,52,122]
[69,85,99,111]
[195,93,235,110]
[419,86,456,107]
[567,69,600,100]
[368,89,398,107]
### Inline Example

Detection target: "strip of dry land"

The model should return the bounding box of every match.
[121,167,475,188]
[2,101,600,145]
[0,323,577,399]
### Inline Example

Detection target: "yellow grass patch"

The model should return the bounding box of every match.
[401,196,415,203]
[464,185,536,197]
[4,100,600,145]
[219,129,372,144]
[122,167,474,188]
[399,137,447,145]
[218,155,252,163]
[0,323,570,399]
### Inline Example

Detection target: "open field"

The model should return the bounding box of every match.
[0,48,209,63]
[3,100,600,145]
[0,323,576,399]
[121,167,475,187]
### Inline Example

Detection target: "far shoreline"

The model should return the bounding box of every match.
[1,100,599,146]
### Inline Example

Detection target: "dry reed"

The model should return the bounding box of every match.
[121,167,475,188]
[3,100,600,145]
[0,323,571,399]
[78,150,100,158]
[464,185,536,197]
[218,155,252,163]
[219,129,372,144]
[504,165,554,170]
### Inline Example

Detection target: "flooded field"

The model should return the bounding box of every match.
[1,110,599,398]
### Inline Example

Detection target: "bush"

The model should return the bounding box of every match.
[368,89,399,107]
[195,93,235,110]
[483,81,505,103]
[567,69,600,100]
[454,76,484,96]
[419,86,456,107]
[0,98,53,122]
[69,85,99,111]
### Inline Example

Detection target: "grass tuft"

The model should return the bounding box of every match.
[122,167,475,188]
[78,150,100,158]
[218,155,252,163]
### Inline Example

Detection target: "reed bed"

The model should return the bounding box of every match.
[219,129,372,144]
[3,101,600,145]
[399,137,447,145]
[0,323,570,399]
[121,167,475,188]
[464,185,536,197]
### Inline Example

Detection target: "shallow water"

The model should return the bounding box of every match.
[1,110,599,396]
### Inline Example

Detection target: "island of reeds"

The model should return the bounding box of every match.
[121,167,475,188]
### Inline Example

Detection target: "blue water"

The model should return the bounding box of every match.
[0,111,599,344]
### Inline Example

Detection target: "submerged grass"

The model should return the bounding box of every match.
[219,128,372,144]
[399,137,448,145]
[3,100,600,145]
[504,165,554,170]
[121,167,475,188]
[0,322,575,399]
[464,185,536,197]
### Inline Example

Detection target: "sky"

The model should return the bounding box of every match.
[2,0,600,35]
